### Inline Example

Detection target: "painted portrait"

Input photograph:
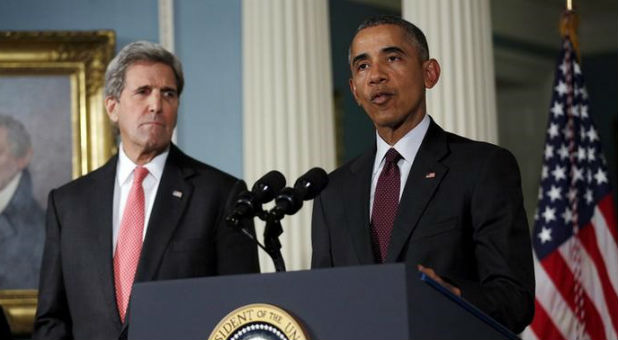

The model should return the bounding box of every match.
[0,76,72,290]
[0,30,115,336]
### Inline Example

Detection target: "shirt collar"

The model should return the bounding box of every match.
[0,171,22,213]
[117,143,170,186]
[374,114,430,169]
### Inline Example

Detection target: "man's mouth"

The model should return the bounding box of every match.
[139,122,166,131]
[371,91,394,105]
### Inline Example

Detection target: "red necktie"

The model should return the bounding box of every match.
[370,148,401,262]
[114,166,149,322]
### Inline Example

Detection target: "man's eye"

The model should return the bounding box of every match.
[357,63,368,71]
[163,90,177,98]
[387,55,401,62]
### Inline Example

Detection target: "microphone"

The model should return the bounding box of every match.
[251,170,286,203]
[226,170,286,225]
[293,167,329,200]
[271,167,329,217]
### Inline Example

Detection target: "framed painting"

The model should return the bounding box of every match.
[0,30,116,336]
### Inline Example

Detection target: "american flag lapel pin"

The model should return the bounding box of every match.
[172,190,183,199]
[425,172,436,179]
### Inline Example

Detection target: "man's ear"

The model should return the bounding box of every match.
[104,96,119,123]
[16,148,32,170]
[349,78,361,106]
[423,59,441,89]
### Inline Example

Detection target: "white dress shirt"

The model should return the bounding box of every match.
[112,144,169,254]
[370,114,430,216]
[0,171,21,214]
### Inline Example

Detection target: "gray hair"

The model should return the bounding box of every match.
[0,114,31,158]
[104,40,184,99]
[349,15,430,65]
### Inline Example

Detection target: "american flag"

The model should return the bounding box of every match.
[522,37,618,340]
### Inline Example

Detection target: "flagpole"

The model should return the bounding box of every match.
[562,2,584,338]
[560,3,580,60]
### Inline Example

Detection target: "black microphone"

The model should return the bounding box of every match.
[251,170,286,203]
[271,167,329,217]
[226,170,286,225]
[293,167,329,200]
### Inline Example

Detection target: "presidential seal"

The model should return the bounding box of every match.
[209,303,307,340]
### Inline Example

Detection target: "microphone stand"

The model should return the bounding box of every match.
[227,211,287,272]
[258,210,286,272]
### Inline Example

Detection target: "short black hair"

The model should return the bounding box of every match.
[349,15,430,64]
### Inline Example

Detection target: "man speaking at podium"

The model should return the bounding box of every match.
[311,16,534,333]
[33,41,259,339]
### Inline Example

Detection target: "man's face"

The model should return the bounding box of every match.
[105,61,179,163]
[349,24,438,136]
[0,127,23,190]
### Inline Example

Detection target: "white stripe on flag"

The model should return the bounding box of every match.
[521,326,539,340]
[558,237,618,340]
[533,253,582,339]
[592,204,618,296]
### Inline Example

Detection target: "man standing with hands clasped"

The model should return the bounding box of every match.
[34,41,259,339]
[311,16,534,333]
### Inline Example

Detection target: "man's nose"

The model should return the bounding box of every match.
[368,63,387,85]
[148,91,162,113]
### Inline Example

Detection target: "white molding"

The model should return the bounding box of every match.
[158,0,175,52]
[242,0,336,272]
[403,0,498,143]
[158,0,176,142]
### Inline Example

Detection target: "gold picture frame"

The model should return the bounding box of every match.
[0,30,116,336]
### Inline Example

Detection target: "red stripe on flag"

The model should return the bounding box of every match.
[579,221,618,333]
[530,299,565,340]
[541,250,606,339]
[599,194,618,244]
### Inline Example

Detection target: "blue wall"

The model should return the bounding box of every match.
[0,0,158,56]
[174,0,243,177]
[0,0,244,177]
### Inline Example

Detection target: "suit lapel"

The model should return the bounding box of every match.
[135,145,194,282]
[86,156,122,326]
[344,149,376,265]
[386,120,449,262]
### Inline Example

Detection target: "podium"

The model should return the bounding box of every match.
[129,263,518,339]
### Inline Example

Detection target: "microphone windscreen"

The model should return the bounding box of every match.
[225,190,256,225]
[252,170,286,203]
[294,167,329,200]
[274,187,303,215]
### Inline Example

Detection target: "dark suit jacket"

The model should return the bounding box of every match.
[0,170,45,289]
[33,144,259,339]
[0,306,12,340]
[312,119,534,333]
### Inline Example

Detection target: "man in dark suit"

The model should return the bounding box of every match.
[33,41,259,339]
[0,115,45,289]
[311,16,534,333]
